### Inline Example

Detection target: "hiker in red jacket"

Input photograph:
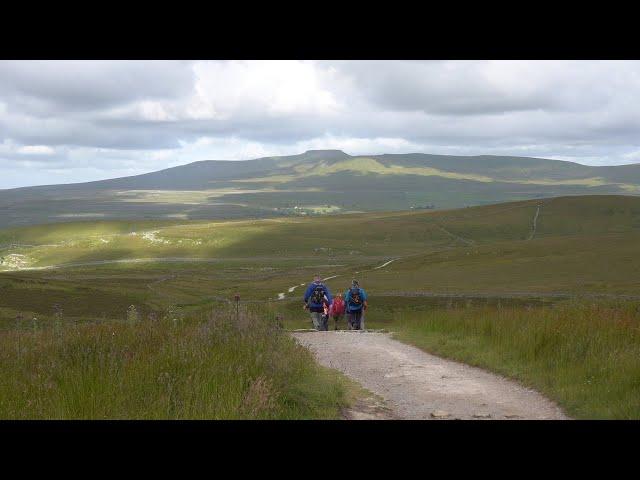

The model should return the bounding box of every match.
[328,293,346,330]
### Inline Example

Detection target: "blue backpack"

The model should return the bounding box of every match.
[347,287,363,311]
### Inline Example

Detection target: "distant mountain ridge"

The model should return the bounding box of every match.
[2,150,640,228]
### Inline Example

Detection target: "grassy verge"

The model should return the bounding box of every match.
[388,301,640,419]
[0,306,350,419]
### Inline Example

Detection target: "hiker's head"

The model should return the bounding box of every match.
[314,274,322,283]
[352,279,359,288]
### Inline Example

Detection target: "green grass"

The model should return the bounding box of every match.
[274,294,640,419]
[386,301,640,419]
[0,305,350,419]
[4,197,640,296]
[3,195,640,419]
[4,195,640,325]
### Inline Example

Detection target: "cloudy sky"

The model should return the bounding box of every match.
[2,60,640,189]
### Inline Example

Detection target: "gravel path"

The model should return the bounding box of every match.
[292,331,568,420]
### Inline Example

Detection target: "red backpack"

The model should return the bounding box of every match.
[332,297,345,315]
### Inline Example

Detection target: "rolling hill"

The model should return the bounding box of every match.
[2,194,640,300]
[2,194,640,420]
[2,149,640,228]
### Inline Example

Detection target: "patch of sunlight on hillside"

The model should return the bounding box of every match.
[227,157,640,189]
[518,177,615,187]
[54,213,108,218]
[232,157,497,183]
[114,188,324,201]
[230,175,299,183]
[333,161,622,186]
[155,221,275,251]
[0,221,157,247]
[315,158,394,175]
[0,253,34,271]
[114,189,256,204]
[232,157,493,183]
[306,205,342,213]
[618,184,640,193]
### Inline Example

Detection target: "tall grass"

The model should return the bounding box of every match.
[0,306,348,419]
[391,301,640,419]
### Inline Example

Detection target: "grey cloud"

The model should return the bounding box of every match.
[3,117,182,150]
[327,61,552,115]
[2,60,640,188]
[328,60,619,116]
[0,61,195,115]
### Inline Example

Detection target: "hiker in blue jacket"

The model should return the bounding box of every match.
[345,279,367,330]
[303,275,333,331]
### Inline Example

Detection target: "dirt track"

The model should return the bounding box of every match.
[292,331,568,420]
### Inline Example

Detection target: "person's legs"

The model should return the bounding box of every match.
[351,310,362,330]
[310,312,322,330]
[321,314,329,331]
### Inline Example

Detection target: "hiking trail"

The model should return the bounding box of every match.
[293,331,568,420]
[278,226,566,420]
[433,223,475,246]
[528,203,542,240]
[275,258,397,300]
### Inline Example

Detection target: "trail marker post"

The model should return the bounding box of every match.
[234,293,240,323]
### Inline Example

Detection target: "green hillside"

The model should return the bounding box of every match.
[2,150,640,228]
[2,195,640,323]
[2,195,640,419]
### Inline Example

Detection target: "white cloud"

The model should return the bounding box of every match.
[17,145,55,155]
[186,60,340,120]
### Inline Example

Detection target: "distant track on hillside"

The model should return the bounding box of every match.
[373,258,398,269]
[433,223,475,246]
[146,273,178,291]
[528,204,542,240]
[276,257,400,301]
